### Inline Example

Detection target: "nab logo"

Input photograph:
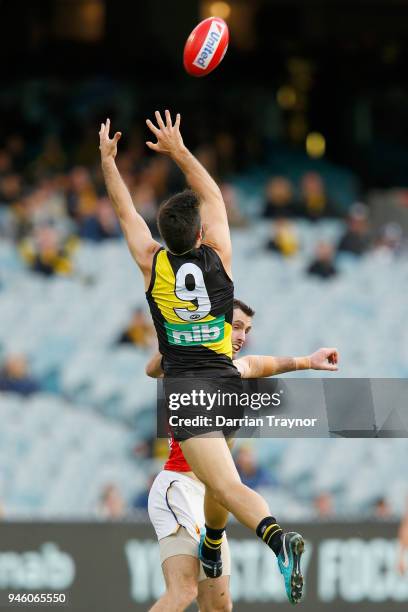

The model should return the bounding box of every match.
[190,314,201,320]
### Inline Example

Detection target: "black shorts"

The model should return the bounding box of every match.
[163,375,244,441]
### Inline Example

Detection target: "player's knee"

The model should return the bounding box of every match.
[213,595,233,612]
[198,594,233,612]
[220,598,233,612]
[180,583,198,606]
[169,580,198,607]
[210,481,238,507]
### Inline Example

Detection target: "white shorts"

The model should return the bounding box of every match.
[148,470,231,580]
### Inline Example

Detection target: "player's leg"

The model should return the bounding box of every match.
[183,434,269,579]
[204,487,229,528]
[202,435,235,528]
[148,472,204,610]
[197,536,232,612]
[203,436,234,528]
[198,487,230,577]
[180,435,271,529]
[180,435,304,604]
[149,553,199,612]
[197,576,232,612]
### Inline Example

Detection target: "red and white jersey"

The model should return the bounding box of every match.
[164,434,192,472]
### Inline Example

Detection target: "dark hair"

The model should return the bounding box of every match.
[233,298,255,317]
[157,189,201,255]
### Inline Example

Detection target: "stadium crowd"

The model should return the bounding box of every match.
[1,129,404,278]
[1,93,407,522]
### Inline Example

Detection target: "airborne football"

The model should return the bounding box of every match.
[183,17,229,76]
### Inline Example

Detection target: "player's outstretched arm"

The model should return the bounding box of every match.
[99,119,160,277]
[397,506,408,574]
[145,352,164,378]
[146,110,231,273]
[235,347,339,378]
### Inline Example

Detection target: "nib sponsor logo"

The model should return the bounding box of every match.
[193,22,225,70]
[165,315,225,346]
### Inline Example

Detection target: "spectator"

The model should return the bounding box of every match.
[215,131,236,177]
[79,196,121,241]
[0,354,41,396]
[299,172,331,220]
[262,176,296,219]
[20,225,73,276]
[142,156,171,200]
[235,446,277,490]
[14,179,68,239]
[374,222,403,255]
[307,241,338,279]
[6,133,26,172]
[265,218,299,257]
[117,308,155,349]
[0,173,23,206]
[30,135,66,176]
[132,474,157,512]
[66,166,97,221]
[221,182,248,228]
[132,182,159,238]
[373,497,392,519]
[313,492,334,518]
[195,145,218,179]
[0,149,13,178]
[337,203,371,256]
[98,484,126,519]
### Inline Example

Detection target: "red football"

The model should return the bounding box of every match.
[183,17,229,77]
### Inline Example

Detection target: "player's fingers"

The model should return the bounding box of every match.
[165,109,172,128]
[325,348,338,360]
[146,119,160,136]
[113,131,122,143]
[105,118,111,137]
[155,110,166,129]
[330,350,339,364]
[175,113,181,129]
[146,141,160,151]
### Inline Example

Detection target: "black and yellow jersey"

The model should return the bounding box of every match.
[146,245,238,377]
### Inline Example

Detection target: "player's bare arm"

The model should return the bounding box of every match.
[99,118,161,285]
[145,352,164,378]
[235,347,339,378]
[146,347,339,379]
[397,504,408,574]
[146,110,232,275]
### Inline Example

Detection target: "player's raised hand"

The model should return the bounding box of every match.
[146,110,184,157]
[310,347,339,371]
[99,118,122,162]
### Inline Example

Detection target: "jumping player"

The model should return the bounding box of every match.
[100,112,304,604]
[146,299,339,611]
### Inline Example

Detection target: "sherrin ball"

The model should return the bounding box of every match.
[183,17,229,77]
